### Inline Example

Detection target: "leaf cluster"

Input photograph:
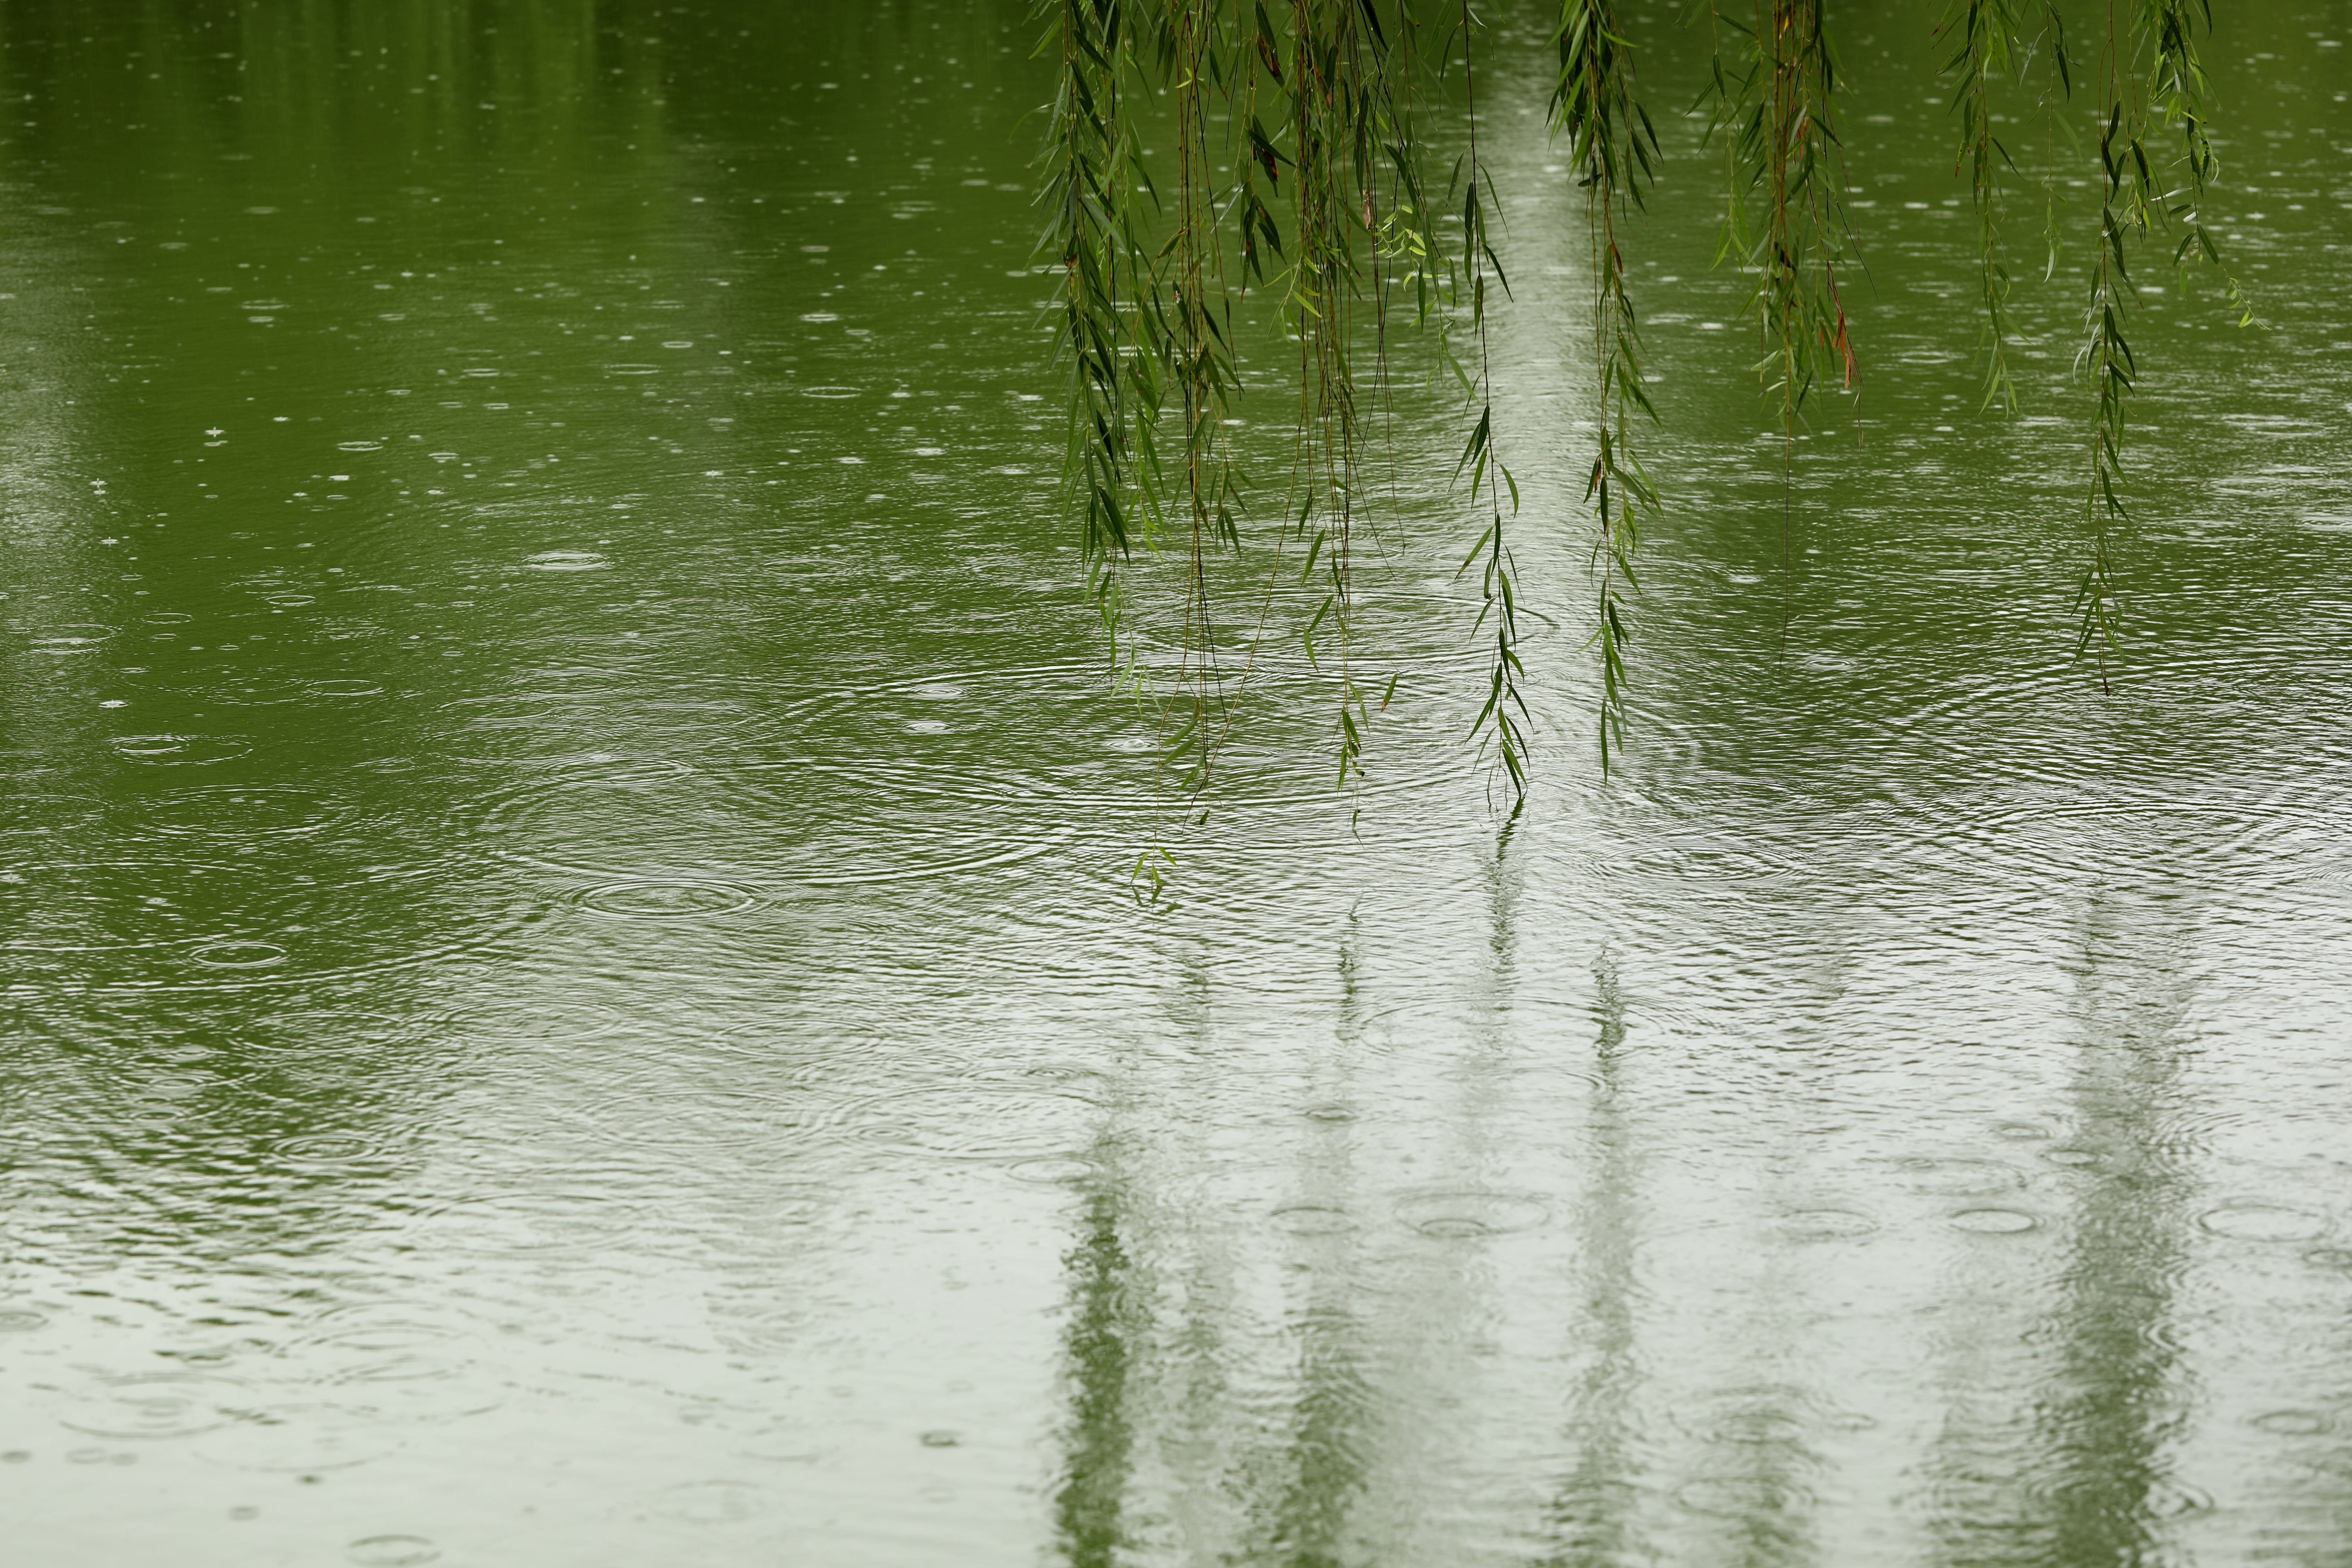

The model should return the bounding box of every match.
[1028,0,2248,854]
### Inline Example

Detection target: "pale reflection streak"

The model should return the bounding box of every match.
[1051,1171,1143,1568]
[1048,889,1534,1568]
[1540,948,1645,1568]
[1923,889,2203,1567]
[2036,894,2201,1566]
[1234,920,1382,1568]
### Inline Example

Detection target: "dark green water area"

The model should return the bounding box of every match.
[3,1,2350,1563]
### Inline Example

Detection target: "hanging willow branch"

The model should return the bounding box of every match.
[1287,0,1377,791]
[1937,0,2071,413]
[1032,0,1470,820]
[1025,0,2254,835]
[1451,1,1529,807]
[1039,0,1157,640]
[2076,0,2240,668]
[1161,0,1242,792]
[1709,0,1858,576]
[1554,0,1658,772]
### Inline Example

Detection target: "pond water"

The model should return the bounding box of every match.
[3,2,2350,1564]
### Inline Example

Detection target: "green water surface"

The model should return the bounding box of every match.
[5,2,2352,1565]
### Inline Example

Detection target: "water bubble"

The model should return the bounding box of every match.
[2042,1476,2212,1520]
[215,678,310,707]
[576,1079,858,1152]
[2253,1409,2334,1436]
[656,1480,768,1522]
[434,996,626,1043]
[272,1133,380,1163]
[1675,1476,1803,1517]
[725,1421,824,1465]
[27,624,114,656]
[196,1405,403,1472]
[283,1306,489,1397]
[347,1536,439,1567]
[58,1373,250,1440]
[574,879,761,918]
[0,1309,48,1332]
[424,1191,640,1255]
[522,551,609,572]
[1773,1209,1878,1241]
[1394,1190,1549,1238]
[434,702,603,763]
[336,442,384,451]
[309,679,384,698]
[1007,1155,1100,1184]
[1672,1387,1819,1446]
[1618,838,1790,883]
[799,385,860,398]
[1893,1157,2025,1196]
[141,785,336,837]
[1949,1208,2041,1234]
[0,792,102,841]
[111,734,252,766]
[2200,1203,2328,1242]
[190,941,288,969]
[1270,1205,1358,1237]
[852,1073,1109,1159]
[313,1328,479,1382]
[2,859,303,986]
[2042,1148,2100,1167]
[709,1303,807,1355]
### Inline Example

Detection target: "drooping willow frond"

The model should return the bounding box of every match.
[1021,0,2256,847]
[1716,2,1856,411]
[1031,0,1470,818]
[1694,0,1857,583]
[1554,0,1659,772]
[2076,0,2241,669]
[1449,0,1531,809]
[1287,0,1388,793]
[1161,0,1242,793]
[1937,0,2071,413]
[1038,0,1161,639]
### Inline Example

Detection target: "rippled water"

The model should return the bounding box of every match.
[3,2,2350,1564]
